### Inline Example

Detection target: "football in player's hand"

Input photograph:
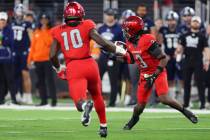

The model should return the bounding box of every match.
[114,41,127,50]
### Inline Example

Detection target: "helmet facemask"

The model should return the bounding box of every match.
[65,16,82,27]
[123,28,143,44]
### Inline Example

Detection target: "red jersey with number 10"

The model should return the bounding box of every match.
[126,34,160,74]
[51,19,96,63]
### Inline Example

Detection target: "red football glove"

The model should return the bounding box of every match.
[53,65,67,80]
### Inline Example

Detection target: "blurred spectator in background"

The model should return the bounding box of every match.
[176,16,210,109]
[158,11,182,100]
[119,9,136,25]
[27,14,57,107]
[24,11,36,30]
[97,8,124,107]
[0,12,18,105]
[90,40,100,60]
[54,18,63,26]
[24,10,37,96]
[155,19,163,32]
[178,6,206,35]
[205,24,210,109]
[136,4,156,36]
[161,0,173,22]
[208,25,210,45]
[11,4,33,104]
[119,9,136,105]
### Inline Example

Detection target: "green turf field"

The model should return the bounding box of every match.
[0,109,210,140]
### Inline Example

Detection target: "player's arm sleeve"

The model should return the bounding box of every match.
[147,41,166,59]
[144,35,165,59]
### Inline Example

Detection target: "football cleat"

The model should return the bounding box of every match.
[99,126,107,138]
[182,108,198,124]
[81,101,93,127]
[123,116,139,130]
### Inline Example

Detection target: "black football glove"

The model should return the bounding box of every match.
[144,73,158,90]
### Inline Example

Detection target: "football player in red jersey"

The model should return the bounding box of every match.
[118,16,198,130]
[50,2,126,137]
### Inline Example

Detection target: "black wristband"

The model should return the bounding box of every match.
[157,66,164,73]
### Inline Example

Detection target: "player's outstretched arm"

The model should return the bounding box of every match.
[50,39,67,80]
[89,29,126,55]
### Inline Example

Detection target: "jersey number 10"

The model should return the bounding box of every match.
[61,29,83,50]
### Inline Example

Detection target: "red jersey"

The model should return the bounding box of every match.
[51,19,96,63]
[126,34,159,74]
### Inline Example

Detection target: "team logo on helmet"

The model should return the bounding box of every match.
[181,7,195,17]
[166,11,179,21]
[64,1,85,26]
[122,16,144,42]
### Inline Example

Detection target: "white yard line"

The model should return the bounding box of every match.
[0,130,75,134]
[0,115,187,121]
[134,128,210,131]
[0,105,210,114]
[1,128,210,135]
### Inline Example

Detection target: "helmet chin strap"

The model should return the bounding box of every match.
[67,21,81,27]
[129,30,144,44]
[65,18,82,27]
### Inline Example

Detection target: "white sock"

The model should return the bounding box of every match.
[124,95,131,105]
[23,93,33,104]
[16,92,22,102]
[81,102,87,111]
[100,123,107,127]
[169,87,176,99]
[115,94,120,104]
